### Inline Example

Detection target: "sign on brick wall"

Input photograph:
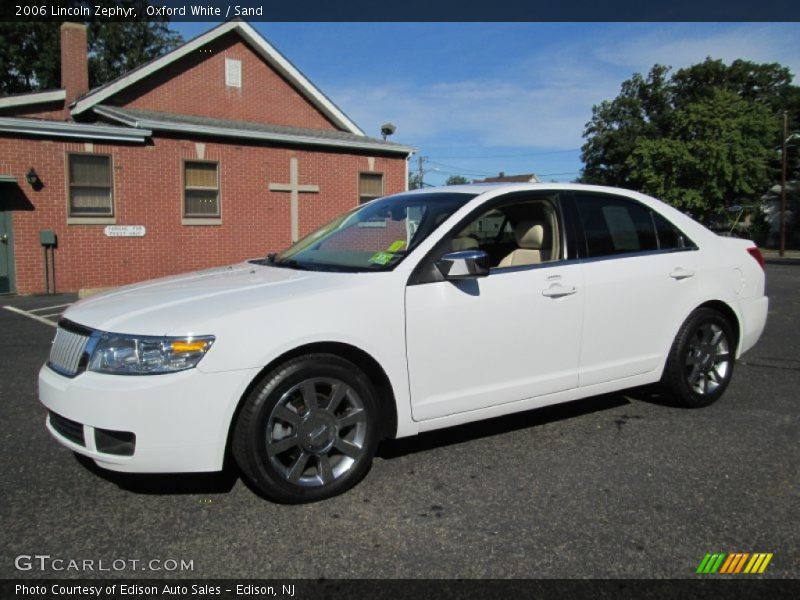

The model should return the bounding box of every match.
[104,225,146,237]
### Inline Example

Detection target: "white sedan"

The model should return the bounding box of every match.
[39,183,768,502]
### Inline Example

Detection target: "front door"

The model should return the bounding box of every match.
[0,209,14,294]
[405,195,584,421]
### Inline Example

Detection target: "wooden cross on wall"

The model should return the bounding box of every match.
[268,157,320,242]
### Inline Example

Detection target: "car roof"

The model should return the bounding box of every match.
[402,182,640,197]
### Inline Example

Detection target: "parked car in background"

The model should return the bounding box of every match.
[39,184,768,502]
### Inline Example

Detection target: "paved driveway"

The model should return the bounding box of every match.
[0,268,797,579]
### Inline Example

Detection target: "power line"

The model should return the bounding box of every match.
[429,148,582,160]
[427,160,494,177]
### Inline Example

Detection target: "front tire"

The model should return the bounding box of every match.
[661,308,736,408]
[233,354,380,503]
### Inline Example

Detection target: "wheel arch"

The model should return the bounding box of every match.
[695,299,741,354]
[225,341,399,464]
[659,298,742,379]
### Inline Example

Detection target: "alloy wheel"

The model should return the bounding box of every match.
[265,377,368,487]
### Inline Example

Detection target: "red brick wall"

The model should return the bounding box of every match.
[0,103,68,120]
[110,33,339,131]
[0,134,407,294]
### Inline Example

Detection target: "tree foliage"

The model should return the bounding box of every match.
[581,58,799,220]
[445,175,470,185]
[408,172,425,190]
[0,2,183,95]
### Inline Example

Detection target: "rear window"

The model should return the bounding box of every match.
[574,194,695,258]
[575,195,657,257]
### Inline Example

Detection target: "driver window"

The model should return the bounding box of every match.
[448,197,561,269]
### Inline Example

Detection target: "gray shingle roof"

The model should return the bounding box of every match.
[94,106,414,155]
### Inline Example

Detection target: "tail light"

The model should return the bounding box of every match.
[747,246,765,270]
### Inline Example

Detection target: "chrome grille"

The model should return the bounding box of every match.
[49,326,90,377]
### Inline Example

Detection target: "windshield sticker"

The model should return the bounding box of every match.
[387,240,406,252]
[368,251,395,265]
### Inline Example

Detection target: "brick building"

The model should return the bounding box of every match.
[0,20,412,295]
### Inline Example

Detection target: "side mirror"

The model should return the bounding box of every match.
[435,249,490,280]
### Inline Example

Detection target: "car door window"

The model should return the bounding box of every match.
[574,195,657,258]
[450,197,562,268]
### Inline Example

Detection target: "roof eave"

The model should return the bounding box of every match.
[0,117,151,142]
[0,89,66,110]
[94,106,414,155]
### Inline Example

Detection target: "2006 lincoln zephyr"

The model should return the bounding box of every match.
[40,183,768,502]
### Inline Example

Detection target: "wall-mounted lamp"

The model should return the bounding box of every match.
[25,167,41,188]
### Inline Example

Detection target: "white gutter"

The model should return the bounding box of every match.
[0,117,151,142]
[94,106,414,155]
[0,89,66,110]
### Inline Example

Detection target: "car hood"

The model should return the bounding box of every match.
[63,262,338,335]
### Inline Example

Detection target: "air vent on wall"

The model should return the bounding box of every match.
[225,58,241,88]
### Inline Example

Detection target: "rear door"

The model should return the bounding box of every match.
[568,192,700,386]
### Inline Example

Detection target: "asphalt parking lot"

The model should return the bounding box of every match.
[1,265,798,580]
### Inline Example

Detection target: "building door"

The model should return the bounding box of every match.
[0,209,14,294]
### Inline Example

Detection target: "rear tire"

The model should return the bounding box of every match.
[661,308,736,408]
[233,354,379,503]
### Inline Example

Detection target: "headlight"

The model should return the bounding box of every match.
[88,334,215,375]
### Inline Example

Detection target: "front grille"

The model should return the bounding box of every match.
[48,325,90,377]
[49,411,85,446]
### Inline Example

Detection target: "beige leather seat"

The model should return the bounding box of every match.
[498,220,545,267]
[451,225,479,251]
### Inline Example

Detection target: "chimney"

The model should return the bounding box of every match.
[60,22,89,106]
[499,171,505,178]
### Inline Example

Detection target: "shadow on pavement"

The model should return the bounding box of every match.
[71,385,683,496]
[377,392,633,460]
[73,453,239,495]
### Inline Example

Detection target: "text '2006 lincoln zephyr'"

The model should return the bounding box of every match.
[39,183,768,502]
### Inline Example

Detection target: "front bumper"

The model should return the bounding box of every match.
[38,364,260,473]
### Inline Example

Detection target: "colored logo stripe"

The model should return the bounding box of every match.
[697,553,726,573]
[698,552,773,574]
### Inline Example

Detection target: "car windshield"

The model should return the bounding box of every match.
[259,192,477,272]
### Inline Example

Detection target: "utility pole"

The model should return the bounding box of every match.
[780,110,788,257]
[417,155,427,188]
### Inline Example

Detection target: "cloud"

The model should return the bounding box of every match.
[328,24,800,153]
[594,24,800,79]
[330,74,614,151]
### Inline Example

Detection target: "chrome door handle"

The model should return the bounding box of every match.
[542,284,577,298]
[669,267,695,280]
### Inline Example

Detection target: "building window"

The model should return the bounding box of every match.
[225,58,241,88]
[359,173,383,204]
[68,154,113,216]
[184,161,220,218]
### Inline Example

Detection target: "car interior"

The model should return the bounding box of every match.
[451,198,561,268]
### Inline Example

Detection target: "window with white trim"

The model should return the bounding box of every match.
[358,173,383,204]
[68,154,114,217]
[184,161,220,218]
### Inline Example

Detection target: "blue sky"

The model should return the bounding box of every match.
[173,22,800,186]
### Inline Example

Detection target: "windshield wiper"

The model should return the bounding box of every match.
[271,258,311,271]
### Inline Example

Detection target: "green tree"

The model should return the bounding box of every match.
[408,172,425,190]
[627,89,776,219]
[445,175,470,185]
[0,2,182,95]
[581,58,800,220]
